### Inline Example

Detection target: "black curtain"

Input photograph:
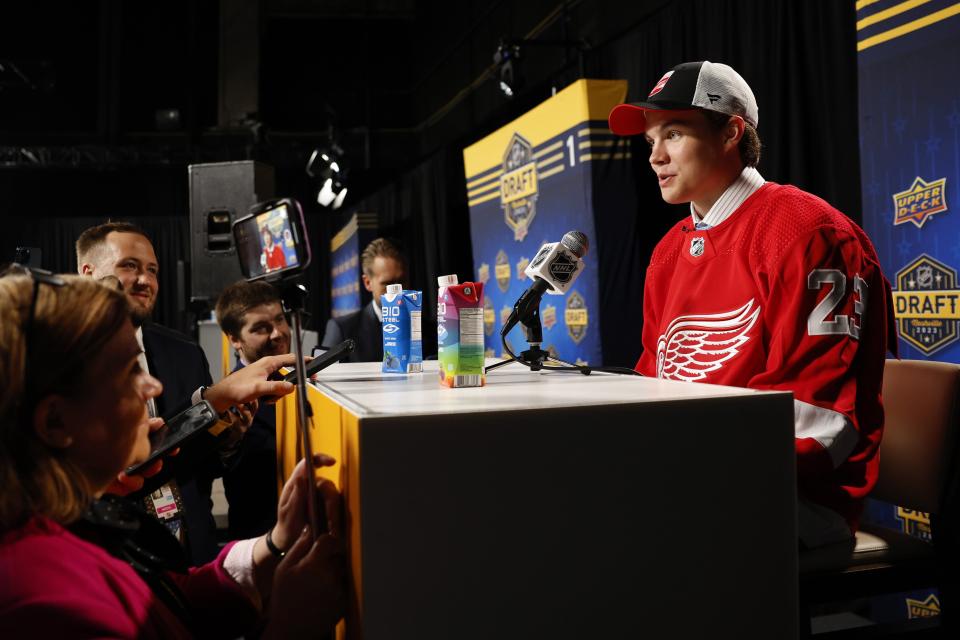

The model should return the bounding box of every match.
[594,0,860,220]
[341,145,474,326]
[1,214,190,333]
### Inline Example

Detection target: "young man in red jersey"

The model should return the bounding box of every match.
[609,61,896,548]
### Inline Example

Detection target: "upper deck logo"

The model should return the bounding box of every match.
[483,296,495,336]
[893,254,960,355]
[895,507,932,541]
[893,177,948,228]
[906,594,940,619]
[565,290,589,344]
[495,249,511,292]
[477,262,490,286]
[500,305,512,329]
[542,304,558,330]
[500,133,539,241]
[516,256,530,277]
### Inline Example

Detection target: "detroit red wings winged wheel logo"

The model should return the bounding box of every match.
[656,300,760,381]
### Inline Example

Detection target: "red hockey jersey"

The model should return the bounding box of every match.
[636,182,895,530]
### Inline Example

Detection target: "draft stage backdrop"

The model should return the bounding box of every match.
[857,0,960,623]
[463,79,637,367]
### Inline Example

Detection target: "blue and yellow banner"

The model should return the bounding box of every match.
[463,79,629,364]
[330,214,362,318]
[857,0,960,621]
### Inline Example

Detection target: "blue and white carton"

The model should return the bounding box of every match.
[381,284,423,373]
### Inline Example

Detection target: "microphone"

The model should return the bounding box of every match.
[502,231,590,340]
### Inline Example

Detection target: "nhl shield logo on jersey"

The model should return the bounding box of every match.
[893,176,947,228]
[495,249,512,292]
[483,296,495,336]
[690,236,705,257]
[906,594,940,619]
[892,254,960,355]
[499,133,539,241]
[656,299,760,381]
[564,290,589,344]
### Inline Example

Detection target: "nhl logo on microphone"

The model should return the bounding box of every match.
[547,252,577,283]
[690,237,705,257]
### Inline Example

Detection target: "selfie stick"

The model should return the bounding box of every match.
[280,281,325,538]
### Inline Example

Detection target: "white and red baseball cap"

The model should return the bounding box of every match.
[609,61,758,135]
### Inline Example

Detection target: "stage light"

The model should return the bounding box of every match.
[493,41,522,99]
[306,145,348,210]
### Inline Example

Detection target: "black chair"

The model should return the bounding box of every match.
[799,359,960,636]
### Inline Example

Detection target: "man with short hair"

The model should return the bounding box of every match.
[321,237,406,362]
[215,279,291,539]
[77,221,244,563]
[609,61,896,548]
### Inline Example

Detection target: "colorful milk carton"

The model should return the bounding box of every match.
[381,284,423,374]
[437,279,485,387]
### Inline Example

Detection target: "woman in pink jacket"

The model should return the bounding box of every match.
[0,271,344,638]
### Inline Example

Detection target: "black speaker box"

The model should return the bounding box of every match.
[188,161,275,308]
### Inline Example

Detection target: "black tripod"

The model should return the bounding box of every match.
[277,280,327,534]
[484,301,589,375]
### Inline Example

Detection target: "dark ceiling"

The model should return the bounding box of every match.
[1,0,672,194]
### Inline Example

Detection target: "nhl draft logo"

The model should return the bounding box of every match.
[499,133,539,241]
[893,254,960,355]
[906,594,941,619]
[893,176,947,228]
[564,290,589,344]
[483,296,495,337]
[656,299,760,381]
[542,304,558,330]
[495,249,512,292]
[690,236,705,257]
[477,262,490,285]
[895,507,931,541]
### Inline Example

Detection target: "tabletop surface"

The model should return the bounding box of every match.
[307,360,786,417]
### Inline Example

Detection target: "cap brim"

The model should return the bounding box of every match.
[608,101,699,135]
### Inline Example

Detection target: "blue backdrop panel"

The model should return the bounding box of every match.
[857,0,960,620]
[330,213,362,318]
[463,80,628,366]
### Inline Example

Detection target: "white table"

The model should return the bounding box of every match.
[282,360,798,639]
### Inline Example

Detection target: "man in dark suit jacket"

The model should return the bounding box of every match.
[141,321,222,563]
[77,221,247,564]
[321,237,406,362]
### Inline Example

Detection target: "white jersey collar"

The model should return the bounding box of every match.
[690,166,765,229]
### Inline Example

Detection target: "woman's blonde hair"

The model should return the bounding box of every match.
[0,274,130,531]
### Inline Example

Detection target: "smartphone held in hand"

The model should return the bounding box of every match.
[125,400,219,475]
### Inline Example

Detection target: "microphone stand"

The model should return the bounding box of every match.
[485,300,587,374]
[278,280,326,537]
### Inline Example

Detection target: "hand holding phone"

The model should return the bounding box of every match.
[125,401,219,476]
[281,338,355,385]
